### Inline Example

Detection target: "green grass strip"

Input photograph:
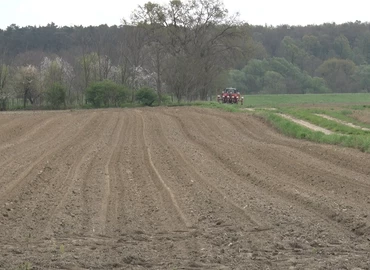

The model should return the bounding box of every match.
[167,101,242,112]
[242,93,370,108]
[308,108,370,129]
[280,108,370,135]
[265,112,370,152]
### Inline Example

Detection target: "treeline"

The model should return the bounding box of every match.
[0,0,250,110]
[228,22,370,94]
[1,0,370,110]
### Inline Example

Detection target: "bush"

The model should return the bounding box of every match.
[136,87,157,106]
[158,94,172,105]
[86,80,128,108]
[46,83,66,109]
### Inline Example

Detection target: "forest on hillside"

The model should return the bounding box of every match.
[0,0,370,110]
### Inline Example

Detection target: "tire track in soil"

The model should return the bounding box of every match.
[163,109,365,241]
[46,111,121,238]
[161,110,298,255]
[0,108,369,269]
[143,112,223,267]
[162,109,289,218]
[102,112,132,237]
[146,111,274,268]
[158,110,327,267]
[140,110,200,268]
[39,112,113,239]
[143,110,261,269]
[101,111,203,269]
[151,111,263,229]
[94,113,126,236]
[114,111,193,232]
[139,111,191,229]
[112,112,168,233]
[79,112,122,236]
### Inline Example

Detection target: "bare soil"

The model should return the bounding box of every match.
[351,110,370,125]
[0,107,369,270]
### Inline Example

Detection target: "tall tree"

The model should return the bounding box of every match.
[316,58,356,93]
[0,64,9,110]
[15,65,40,108]
[333,34,353,59]
[117,25,149,101]
[131,0,247,100]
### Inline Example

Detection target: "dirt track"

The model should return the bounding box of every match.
[0,107,369,269]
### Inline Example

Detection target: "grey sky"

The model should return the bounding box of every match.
[1,0,369,30]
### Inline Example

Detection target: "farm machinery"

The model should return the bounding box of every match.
[217,88,244,105]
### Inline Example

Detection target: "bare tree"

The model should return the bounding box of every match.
[117,25,150,101]
[15,65,40,108]
[130,0,248,100]
[89,25,119,81]
[0,64,10,110]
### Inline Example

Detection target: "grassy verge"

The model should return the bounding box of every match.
[193,101,241,112]
[169,97,370,152]
[279,108,370,135]
[264,112,370,152]
[167,101,241,112]
[307,108,370,129]
[242,93,370,107]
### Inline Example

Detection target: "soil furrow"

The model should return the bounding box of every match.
[0,107,369,270]
[96,114,126,235]
[0,112,110,241]
[0,112,99,201]
[139,111,191,230]
[151,111,263,229]
[163,109,366,241]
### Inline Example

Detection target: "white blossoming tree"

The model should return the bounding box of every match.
[40,56,74,105]
[14,65,40,108]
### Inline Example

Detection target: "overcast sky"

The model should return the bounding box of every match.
[1,0,369,30]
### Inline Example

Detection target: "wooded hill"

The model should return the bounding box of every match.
[0,0,369,109]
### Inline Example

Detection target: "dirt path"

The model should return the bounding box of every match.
[279,113,334,135]
[0,108,369,269]
[316,113,370,131]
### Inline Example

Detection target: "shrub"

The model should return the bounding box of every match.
[86,80,128,108]
[46,83,66,109]
[136,87,157,106]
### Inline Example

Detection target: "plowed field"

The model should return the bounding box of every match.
[0,107,369,269]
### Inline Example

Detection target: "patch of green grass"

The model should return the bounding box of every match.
[195,101,241,112]
[310,109,370,129]
[264,112,370,152]
[350,104,370,110]
[166,101,241,112]
[242,93,370,107]
[280,108,370,135]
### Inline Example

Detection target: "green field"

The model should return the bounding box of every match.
[242,93,370,107]
[197,93,370,152]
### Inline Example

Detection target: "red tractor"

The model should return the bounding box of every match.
[217,88,244,105]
